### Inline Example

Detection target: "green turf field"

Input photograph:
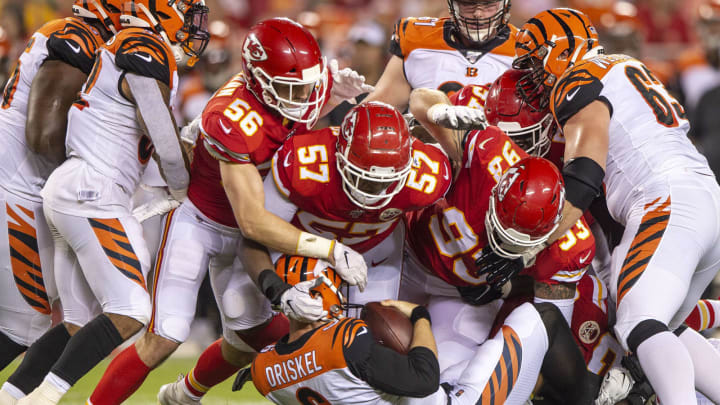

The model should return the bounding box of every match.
[0,356,269,405]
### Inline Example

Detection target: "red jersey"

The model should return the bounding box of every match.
[405,126,526,286]
[189,73,329,227]
[270,128,451,253]
[572,273,622,374]
[406,126,595,286]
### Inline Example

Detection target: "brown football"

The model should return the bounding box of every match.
[360,301,413,354]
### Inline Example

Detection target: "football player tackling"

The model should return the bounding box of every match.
[484,8,720,403]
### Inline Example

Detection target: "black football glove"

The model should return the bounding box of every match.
[456,283,503,306]
[475,246,524,289]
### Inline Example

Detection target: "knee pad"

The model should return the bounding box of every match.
[625,319,669,353]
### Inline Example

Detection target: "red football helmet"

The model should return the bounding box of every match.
[120,0,210,66]
[337,102,413,210]
[485,69,555,157]
[73,0,124,35]
[486,157,564,258]
[274,255,345,322]
[242,18,328,127]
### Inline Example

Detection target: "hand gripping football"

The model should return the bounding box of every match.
[360,302,413,354]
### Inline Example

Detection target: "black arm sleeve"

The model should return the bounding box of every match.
[343,325,440,398]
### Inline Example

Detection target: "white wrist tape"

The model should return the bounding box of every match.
[126,73,189,192]
[296,231,335,259]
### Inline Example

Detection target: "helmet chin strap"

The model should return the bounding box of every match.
[88,0,118,34]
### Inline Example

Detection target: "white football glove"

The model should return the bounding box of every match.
[595,367,634,405]
[279,279,328,322]
[328,59,374,105]
[427,104,487,130]
[180,115,202,146]
[132,192,182,223]
[332,242,368,292]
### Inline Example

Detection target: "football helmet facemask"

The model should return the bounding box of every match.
[242,18,327,127]
[486,157,564,259]
[120,0,210,66]
[485,69,555,157]
[274,255,346,322]
[337,102,413,210]
[447,0,511,45]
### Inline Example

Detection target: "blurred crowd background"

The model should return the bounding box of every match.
[3,0,720,343]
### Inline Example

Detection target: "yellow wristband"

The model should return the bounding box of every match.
[296,232,335,259]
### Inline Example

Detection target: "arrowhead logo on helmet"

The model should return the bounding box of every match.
[242,33,268,61]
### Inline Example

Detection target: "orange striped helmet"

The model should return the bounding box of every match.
[513,8,602,107]
[72,0,124,35]
[274,255,346,322]
[120,0,210,67]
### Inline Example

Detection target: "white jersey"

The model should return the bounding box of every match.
[42,27,178,216]
[0,18,103,202]
[549,54,713,222]
[390,17,516,97]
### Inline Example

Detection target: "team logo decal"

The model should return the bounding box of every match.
[342,110,358,142]
[578,320,600,344]
[496,166,521,202]
[379,208,402,221]
[242,33,267,61]
[465,67,478,77]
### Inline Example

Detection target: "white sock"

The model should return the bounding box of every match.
[637,331,697,404]
[534,296,574,325]
[0,383,25,400]
[44,373,70,395]
[678,327,720,402]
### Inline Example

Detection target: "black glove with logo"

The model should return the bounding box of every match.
[456,283,503,306]
[475,246,524,289]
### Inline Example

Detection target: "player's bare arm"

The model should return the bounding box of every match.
[548,100,610,243]
[363,55,412,111]
[219,161,309,255]
[535,280,577,300]
[408,88,464,163]
[26,60,88,164]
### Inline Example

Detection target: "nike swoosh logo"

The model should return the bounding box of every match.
[357,326,368,336]
[344,251,350,268]
[135,52,153,63]
[65,40,81,54]
[283,152,292,168]
[477,137,493,150]
[578,250,592,264]
[218,119,232,135]
[442,164,450,180]
[566,88,581,102]
[371,257,387,267]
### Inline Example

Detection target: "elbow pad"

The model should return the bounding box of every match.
[562,157,605,212]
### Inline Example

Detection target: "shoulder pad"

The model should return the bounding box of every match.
[390,17,452,59]
[44,18,102,74]
[551,55,631,126]
[111,28,176,87]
